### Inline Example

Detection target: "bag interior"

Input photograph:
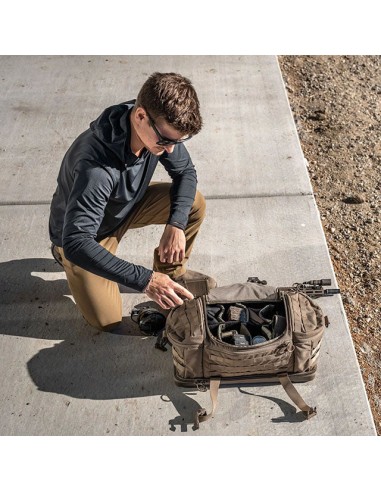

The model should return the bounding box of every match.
[206,301,286,347]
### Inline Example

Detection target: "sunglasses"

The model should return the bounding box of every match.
[145,110,192,146]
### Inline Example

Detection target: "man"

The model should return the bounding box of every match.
[49,72,215,332]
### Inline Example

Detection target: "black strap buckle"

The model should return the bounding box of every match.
[155,330,169,351]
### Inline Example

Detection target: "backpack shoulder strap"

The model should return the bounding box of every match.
[193,374,316,429]
[194,379,221,430]
[278,373,317,419]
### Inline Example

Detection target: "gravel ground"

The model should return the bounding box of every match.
[278,55,381,435]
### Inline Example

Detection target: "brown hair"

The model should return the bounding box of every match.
[135,72,203,136]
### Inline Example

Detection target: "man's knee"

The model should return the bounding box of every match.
[79,306,122,332]
[86,317,123,332]
[100,320,123,332]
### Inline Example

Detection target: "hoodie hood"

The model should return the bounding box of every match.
[89,100,136,162]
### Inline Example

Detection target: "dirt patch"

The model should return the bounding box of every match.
[278,55,381,434]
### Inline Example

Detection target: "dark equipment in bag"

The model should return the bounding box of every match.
[161,277,340,428]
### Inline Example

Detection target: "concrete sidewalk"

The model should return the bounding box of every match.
[0,56,376,435]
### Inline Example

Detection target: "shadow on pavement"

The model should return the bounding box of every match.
[238,387,308,423]
[0,258,205,432]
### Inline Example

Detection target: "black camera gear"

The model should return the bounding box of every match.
[232,334,250,347]
[251,335,267,345]
[258,304,276,323]
[131,307,166,336]
[217,325,250,346]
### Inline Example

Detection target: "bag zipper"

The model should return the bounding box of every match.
[206,298,281,305]
[196,296,207,337]
[282,293,295,333]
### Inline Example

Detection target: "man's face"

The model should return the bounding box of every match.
[134,108,189,156]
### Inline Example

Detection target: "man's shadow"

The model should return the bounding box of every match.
[0,258,204,432]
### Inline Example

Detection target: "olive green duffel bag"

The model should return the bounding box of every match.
[163,277,337,428]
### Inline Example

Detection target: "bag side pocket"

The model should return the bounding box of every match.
[289,293,325,373]
[166,298,205,380]
[291,326,324,373]
[166,299,204,346]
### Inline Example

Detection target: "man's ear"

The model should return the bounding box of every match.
[134,106,146,122]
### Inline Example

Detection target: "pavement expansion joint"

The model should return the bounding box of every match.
[204,191,314,200]
[0,200,52,206]
[0,191,315,207]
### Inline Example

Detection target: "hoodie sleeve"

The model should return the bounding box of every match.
[159,144,197,230]
[62,160,152,291]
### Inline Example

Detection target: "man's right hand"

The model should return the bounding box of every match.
[144,271,194,310]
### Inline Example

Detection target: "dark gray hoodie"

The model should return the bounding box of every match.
[49,100,197,291]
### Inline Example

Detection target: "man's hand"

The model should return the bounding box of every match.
[158,224,186,264]
[144,272,194,310]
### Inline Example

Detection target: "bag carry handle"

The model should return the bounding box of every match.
[193,374,316,429]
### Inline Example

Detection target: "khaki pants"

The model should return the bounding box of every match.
[57,182,206,331]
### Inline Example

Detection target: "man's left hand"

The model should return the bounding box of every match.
[158,224,186,263]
